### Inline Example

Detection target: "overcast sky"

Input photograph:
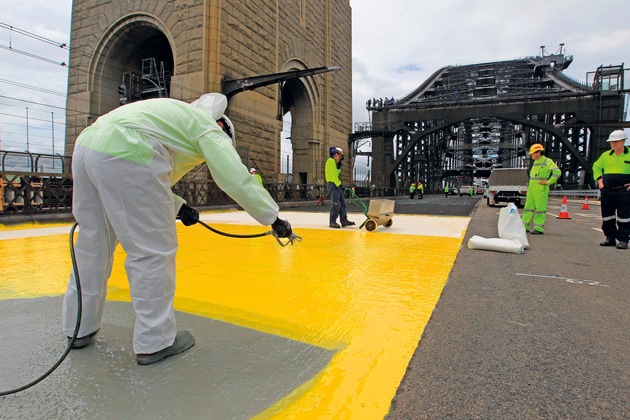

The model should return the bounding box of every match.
[351,0,630,125]
[1,0,629,157]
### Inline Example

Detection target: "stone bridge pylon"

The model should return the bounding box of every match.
[65,0,352,186]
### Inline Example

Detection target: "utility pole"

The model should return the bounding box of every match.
[51,112,55,169]
[26,107,30,152]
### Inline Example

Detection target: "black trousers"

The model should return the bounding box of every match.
[601,188,630,241]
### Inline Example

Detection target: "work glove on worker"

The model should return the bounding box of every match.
[271,217,293,238]
[177,204,199,226]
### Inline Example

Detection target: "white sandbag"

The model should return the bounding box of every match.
[467,235,524,254]
[498,203,529,248]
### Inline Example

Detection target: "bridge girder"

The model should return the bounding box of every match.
[353,56,627,191]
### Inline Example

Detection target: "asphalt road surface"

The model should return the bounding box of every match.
[386,196,629,419]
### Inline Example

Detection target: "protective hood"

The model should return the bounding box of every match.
[190,93,228,120]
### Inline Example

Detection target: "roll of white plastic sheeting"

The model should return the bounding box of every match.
[467,235,524,254]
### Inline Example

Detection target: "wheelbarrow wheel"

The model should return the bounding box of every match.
[384,219,393,228]
[365,219,377,232]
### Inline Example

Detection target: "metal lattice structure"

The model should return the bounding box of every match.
[352,48,627,192]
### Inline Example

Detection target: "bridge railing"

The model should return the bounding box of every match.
[1,171,74,214]
[0,172,403,218]
[1,150,71,173]
[548,185,599,199]
[354,122,372,133]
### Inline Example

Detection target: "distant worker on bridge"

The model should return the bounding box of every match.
[593,130,630,249]
[409,183,416,199]
[249,167,263,185]
[417,181,424,199]
[325,147,355,228]
[522,143,561,235]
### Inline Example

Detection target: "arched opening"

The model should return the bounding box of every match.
[91,19,174,116]
[281,113,293,183]
[280,65,319,185]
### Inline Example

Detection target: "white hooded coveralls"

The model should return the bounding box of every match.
[63,96,279,354]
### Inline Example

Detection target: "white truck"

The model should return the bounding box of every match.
[485,168,529,207]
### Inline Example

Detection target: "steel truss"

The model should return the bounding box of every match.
[352,50,626,192]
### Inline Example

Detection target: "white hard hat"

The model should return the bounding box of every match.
[607,129,628,142]
[249,168,256,173]
[190,93,228,120]
[329,146,344,157]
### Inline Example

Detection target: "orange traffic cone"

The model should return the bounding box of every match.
[556,196,571,219]
[581,196,590,210]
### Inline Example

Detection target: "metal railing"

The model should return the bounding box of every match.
[548,188,599,199]
[1,172,74,214]
[1,150,71,173]
[1,173,404,218]
[0,149,408,218]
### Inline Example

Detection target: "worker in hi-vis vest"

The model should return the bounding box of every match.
[522,143,561,234]
[249,167,263,185]
[592,129,630,249]
[325,146,355,228]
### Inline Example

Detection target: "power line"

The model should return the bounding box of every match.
[0,44,66,66]
[0,103,66,122]
[0,130,56,140]
[0,78,67,97]
[0,22,204,114]
[0,22,69,50]
[0,112,66,128]
[0,22,297,139]
[0,94,71,112]
[0,98,86,132]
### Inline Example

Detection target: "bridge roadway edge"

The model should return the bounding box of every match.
[386,197,629,418]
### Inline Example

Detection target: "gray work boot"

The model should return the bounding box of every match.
[329,222,341,228]
[67,329,99,349]
[600,237,616,246]
[616,241,628,249]
[136,330,195,365]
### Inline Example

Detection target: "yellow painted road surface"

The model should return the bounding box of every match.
[0,211,469,418]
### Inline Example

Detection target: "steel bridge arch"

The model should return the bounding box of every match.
[367,112,611,191]
[362,53,626,191]
[388,115,589,173]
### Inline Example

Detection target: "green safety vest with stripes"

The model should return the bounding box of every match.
[528,156,560,190]
[592,146,630,183]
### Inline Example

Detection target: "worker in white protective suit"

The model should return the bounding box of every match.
[63,93,293,365]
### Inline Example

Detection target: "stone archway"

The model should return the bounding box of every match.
[280,60,321,185]
[89,14,175,117]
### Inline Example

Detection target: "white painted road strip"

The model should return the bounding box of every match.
[1,211,471,240]
[201,211,470,238]
[0,225,74,240]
